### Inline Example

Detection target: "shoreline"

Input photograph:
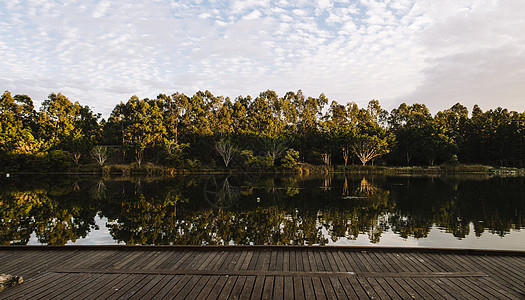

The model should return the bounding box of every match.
[2,164,524,176]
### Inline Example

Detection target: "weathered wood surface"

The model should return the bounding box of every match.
[0,246,524,299]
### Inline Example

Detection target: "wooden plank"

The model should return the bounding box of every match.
[171,274,203,299]
[412,252,448,273]
[292,276,305,299]
[273,276,284,300]
[239,276,256,299]
[343,251,366,272]
[371,251,397,272]
[240,250,254,271]
[276,250,284,271]
[204,276,229,300]
[39,273,96,300]
[247,250,260,270]
[142,251,172,270]
[302,277,316,300]
[419,278,456,300]
[150,275,184,299]
[437,277,478,300]
[124,251,158,270]
[382,277,414,300]
[162,274,194,299]
[402,277,438,300]
[64,273,122,300]
[207,250,229,270]
[489,255,525,279]
[320,250,337,272]
[283,250,290,272]
[8,272,70,299]
[311,277,327,300]
[355,276,380,300]
[299,250,308,271]
[107,274,148,299]
[195,275,220,300]
[398,252,425,273]
[389,277,422,299]
[261,275,275,300]
[217,249,237,271]
[20,272,77,300]
[364,277,390,299]
[233,250,248,271]
[158,250,187,269]
[59,274,106,299]
[307,250,319,272]
[87,274,131,299]
[199,250,220,270]
[178,250,205,270]
[269,249,278,271]
[137,275,176,300]
[359,251,386,273]
[320,276,337,299]
[189,250,214,270]
[289,250,297,271]
[313,250,326,271]
[458,276,514,300]
[330,276,353,299]
[284,276,294,299]
[250,275,266,299]
[111,251,143,269]
[127,274,168,300]
[228,275,247,299]
[384,252,412,272]
[474,276,524,300]
[168,250,193,270]
[227,250,244,270]
[473,255,524,289]
[260,250,271,271]
[217,275,238,300]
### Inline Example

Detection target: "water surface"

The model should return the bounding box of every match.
[1,173,523,250]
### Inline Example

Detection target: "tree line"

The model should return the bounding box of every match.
[1,89,524,171]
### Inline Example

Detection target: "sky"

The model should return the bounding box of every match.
[1,0,524,118]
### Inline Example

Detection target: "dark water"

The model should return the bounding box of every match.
[1,174,524,250]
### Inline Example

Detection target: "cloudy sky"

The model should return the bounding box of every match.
[1,0,524,117]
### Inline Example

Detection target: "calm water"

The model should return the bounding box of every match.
[1,174,524,250]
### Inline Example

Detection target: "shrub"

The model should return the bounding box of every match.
[281,149,299,169]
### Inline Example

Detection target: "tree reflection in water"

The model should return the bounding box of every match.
[0,174,523,245]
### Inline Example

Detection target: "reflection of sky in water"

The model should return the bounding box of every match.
[28,213,121,246]
[27,216,524,250]
[327,224,525,251]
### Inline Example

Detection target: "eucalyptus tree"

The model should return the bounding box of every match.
[388,103,433,165]
[107,96,166,165]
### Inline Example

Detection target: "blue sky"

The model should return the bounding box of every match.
[1,0,524,117]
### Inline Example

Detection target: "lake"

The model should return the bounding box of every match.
[0,173,523,250]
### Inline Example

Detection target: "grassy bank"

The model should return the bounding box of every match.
[5,162,523,177]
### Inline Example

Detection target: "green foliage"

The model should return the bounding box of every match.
[1,89,525,172]
[240,150,273,170]
[281,149,299,169]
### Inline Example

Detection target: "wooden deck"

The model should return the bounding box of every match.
[0,246,524,299]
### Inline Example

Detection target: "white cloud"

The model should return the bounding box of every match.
[242,10,262,20]
[0,0,522,117]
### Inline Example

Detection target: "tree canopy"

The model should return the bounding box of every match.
[1,89,525,171]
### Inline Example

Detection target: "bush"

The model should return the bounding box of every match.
[240,150,273,170]
[281,149,299,169]
[47,150,74,171]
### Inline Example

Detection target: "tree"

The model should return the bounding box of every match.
[352,133,390,166]
[91,146,108,166]
[215,139,237,167]
[341,147,350,166]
